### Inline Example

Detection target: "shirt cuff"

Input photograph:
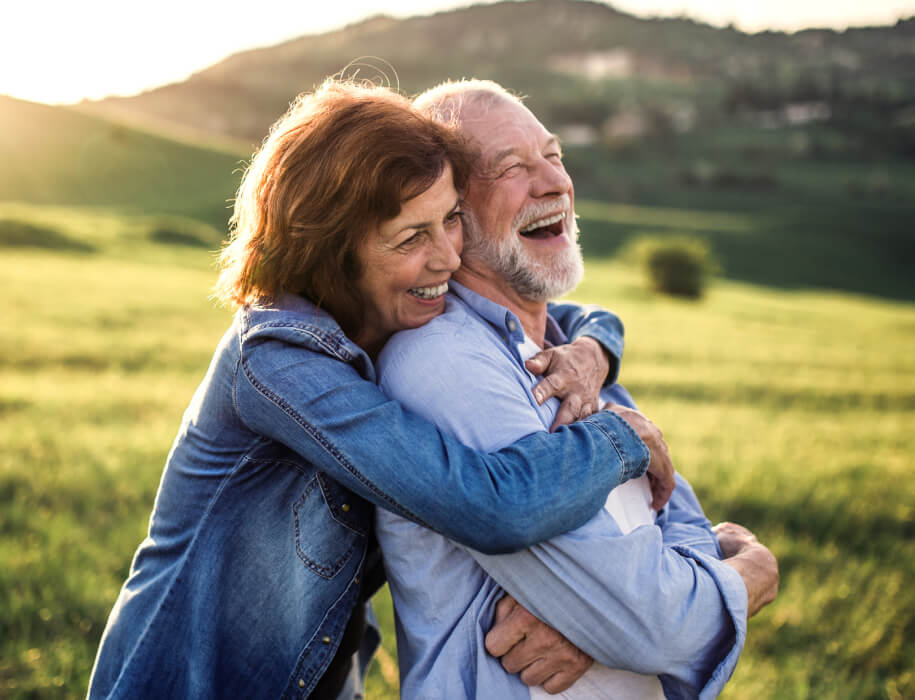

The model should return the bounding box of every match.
[669,546,749,700]
[581,410,650,482]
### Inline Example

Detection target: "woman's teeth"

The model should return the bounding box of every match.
[408,282,449,299]
[519,212,565,233]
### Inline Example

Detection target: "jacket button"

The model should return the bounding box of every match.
[354,575,360,585]
[322,635,332,644]
[341,503,351,512]
[298,679,305,688]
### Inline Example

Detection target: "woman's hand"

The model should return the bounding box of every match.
[485,594,593,693]
[527,337,609,431]
[603,403,676,510]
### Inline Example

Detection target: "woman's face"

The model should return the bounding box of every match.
[354,164,463,355]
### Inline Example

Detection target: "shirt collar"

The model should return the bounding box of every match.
[448,281,568,348]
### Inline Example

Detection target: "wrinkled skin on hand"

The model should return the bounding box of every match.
[486,594,593,694]
[527,337,608,431]
[713,522,780,617]
[603,403,675,511]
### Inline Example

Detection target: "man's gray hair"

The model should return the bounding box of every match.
[413,79,525,128]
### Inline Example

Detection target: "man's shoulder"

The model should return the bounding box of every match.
[378,294,498,372]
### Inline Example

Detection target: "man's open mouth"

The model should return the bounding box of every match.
[518,212,566,239]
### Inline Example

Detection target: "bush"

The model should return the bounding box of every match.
[144,217,221,249]
[0,218,95,252]
[628,235,719,298]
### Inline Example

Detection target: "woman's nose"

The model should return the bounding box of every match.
[429,228,462,272]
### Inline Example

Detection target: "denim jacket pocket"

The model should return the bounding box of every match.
[293,474,368,579]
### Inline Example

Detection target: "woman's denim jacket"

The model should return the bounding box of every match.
[88,293,648,699]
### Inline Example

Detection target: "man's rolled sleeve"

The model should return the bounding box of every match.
[662,547,749,700]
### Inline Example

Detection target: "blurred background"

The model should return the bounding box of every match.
[1,1,913,697]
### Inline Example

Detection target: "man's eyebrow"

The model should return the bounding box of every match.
[489,136,562,166]
[489,147,520,166]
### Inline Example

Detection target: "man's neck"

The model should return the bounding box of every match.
[453,265,548,347]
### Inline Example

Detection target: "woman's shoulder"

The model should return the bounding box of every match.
[236,295,374,381]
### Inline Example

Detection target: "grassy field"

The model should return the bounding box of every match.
[2,94,913,698]
[1,199,912,698]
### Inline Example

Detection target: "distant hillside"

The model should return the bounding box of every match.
[0,95,242,229]
[78,0,915,149]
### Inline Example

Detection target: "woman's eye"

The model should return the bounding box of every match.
[446,210,464,225]
[398,232,422,249]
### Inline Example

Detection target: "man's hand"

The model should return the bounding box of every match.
[485,594,593,694]
[603,403,675,510]
[527,336,609,431]
[713,522,779,617]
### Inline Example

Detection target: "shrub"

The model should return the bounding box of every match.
[0,218,95,252]
[628,235,719,298]
[144,217,221,248]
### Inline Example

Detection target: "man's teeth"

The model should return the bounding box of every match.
[519,212,566,233]
[408,282,449,299]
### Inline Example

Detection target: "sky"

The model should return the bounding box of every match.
[3,0,914,105]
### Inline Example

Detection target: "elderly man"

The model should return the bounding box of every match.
[374,80,778,699]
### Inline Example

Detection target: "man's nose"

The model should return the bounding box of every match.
[530,158,572,198]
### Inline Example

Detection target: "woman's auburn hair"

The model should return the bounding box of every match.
[214,78,473,335]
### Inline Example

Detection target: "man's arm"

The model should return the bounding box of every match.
[377,329,748,698]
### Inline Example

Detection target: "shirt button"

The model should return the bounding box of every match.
[507,319,518,332]
[341,503,351,512]
[298,679,305,688]
[322,635,331,644]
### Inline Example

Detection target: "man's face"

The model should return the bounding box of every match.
[459,98,583,303]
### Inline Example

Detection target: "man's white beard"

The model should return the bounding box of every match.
[463,210,585,303]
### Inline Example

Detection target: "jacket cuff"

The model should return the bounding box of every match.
[581,410,650,482]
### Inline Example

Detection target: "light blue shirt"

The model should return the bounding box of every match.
[375,282,749,700]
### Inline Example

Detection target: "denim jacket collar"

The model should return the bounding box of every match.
[243,293,376,381]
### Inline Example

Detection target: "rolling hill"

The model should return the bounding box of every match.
[76,0,915,149]
[0,95,242,229]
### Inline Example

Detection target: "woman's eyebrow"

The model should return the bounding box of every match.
[396,196,462,233]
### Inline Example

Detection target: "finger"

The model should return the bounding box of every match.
[541,668,588,695]
[485,603,529,658]
[493,593,518,624]
[525,349,553,378]
[499,642,540,675]
[648,473,674,510]
[646,440,675,510]
[517,658,555,688]
[531,373,561,406]
[647,455,675,510]
[549,395,582,431]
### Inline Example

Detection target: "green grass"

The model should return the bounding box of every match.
[1,95,912,698]
[1,214,912,697]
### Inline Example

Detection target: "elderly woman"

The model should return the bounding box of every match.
[87,80,652,699]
